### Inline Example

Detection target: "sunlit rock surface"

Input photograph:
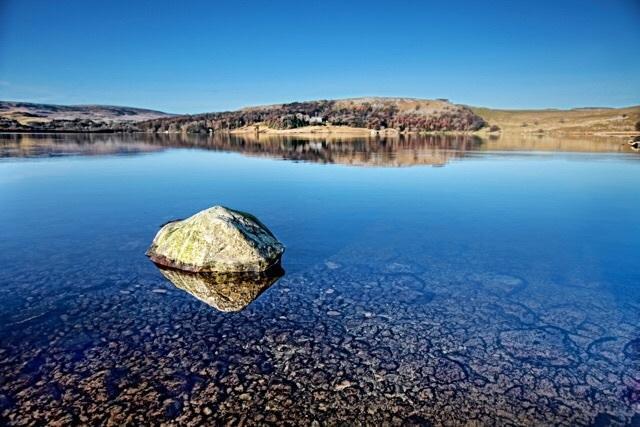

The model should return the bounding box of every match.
[146,206,284,273]
[157,265,284,312]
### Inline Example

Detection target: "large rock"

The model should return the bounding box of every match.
[157,266,284,312]
[146,206,284,272]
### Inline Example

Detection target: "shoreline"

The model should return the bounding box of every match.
[3,99,638,139]
[0,125,638,139]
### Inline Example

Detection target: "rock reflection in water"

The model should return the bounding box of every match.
[155,264,284,312]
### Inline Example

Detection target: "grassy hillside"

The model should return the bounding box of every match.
[471,105,640,136]
[0,101,171,123]
[1,98,638,137]
[140,97,486,133]
[0,101,172,132]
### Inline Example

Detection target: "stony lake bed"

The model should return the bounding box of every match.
[0,133,639,425]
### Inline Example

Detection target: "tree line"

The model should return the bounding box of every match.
[0,100,488,133]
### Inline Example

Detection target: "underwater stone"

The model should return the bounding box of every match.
[146,206,284,273]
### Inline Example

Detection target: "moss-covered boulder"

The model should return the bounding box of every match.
[146,206,284,272]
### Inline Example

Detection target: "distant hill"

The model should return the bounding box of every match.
[0,101,171,122]
[471,105,640,137]
[140,97,486,134]
[1,98,638,136]
[0,101,172,132]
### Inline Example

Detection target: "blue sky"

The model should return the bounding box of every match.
[0,0,638,113]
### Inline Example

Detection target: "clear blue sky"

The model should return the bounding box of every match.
[0,0,638,113]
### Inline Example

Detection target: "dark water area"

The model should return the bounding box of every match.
[0,133,639,425]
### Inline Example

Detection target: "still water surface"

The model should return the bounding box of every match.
[0,133,639,424]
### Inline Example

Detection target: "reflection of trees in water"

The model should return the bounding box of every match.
[0,133,163,157]
[1,133,636,165]
[0,133,483,166]
[159,133,485,167]
[227,134,484,166]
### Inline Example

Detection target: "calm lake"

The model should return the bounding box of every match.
[0,133,639,425]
